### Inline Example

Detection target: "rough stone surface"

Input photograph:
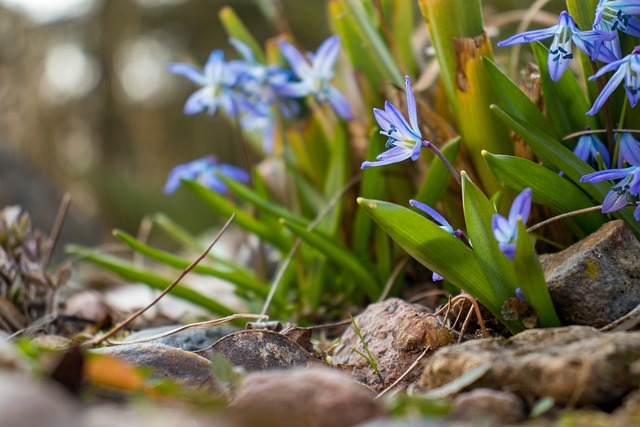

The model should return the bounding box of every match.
[0,370,80,427]
[333,298,441,391]
[418,326,640,407]
[229,367,386,427]
[124,325,238,352]
[449,388,526,425]
[540,220,640,328]
[92,342,218,392]
[207,329,326,372]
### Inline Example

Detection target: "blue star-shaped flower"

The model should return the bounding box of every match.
[580,160,640,219]
[163,156,250,195]
[593,0,640,60]
[278,35,353,120]
[491,188,533,260]
[361,76,425,169]
[587,46,640,115]
[497,11,616,81]
[573,132,611,169]
[167,50,239,116]
[617,132,640,168]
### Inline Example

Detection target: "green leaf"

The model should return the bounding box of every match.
[66,245,236,317]
[181,179,291,252]
[461,172,517,303]
[279,218,380,300]
[483,57,555,138]
[357,197,523,333]
[514,220,561,327]
[341,0,403,86]
[218,174,308,228]
[318,124,348,235]
[531,42,597,138]
[219,6,266,63]
[414,136,461,206]
[482,152,606,237]
[112,230,282,306]
[491,104,640,237]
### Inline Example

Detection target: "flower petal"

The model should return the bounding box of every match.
[409,199,453,231]
[166,63,206,86]
[587,65,626,115]
[508,188,533,226]
[280,41,312,79]
[404,76,419,132]
[497,26,558,46]
[313,36,340,79]
[184,87,215,115]
[326,85,353,120]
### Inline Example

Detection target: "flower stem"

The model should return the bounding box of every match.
[423,140,462,186]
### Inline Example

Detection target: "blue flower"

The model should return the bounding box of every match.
[167,50,239,116]
[593,0,640,59]
[164,156,250,195]
[497,11,616,81]
[237,96,276,154]
[573,131,611,168]
[361,76,425,169]
[617,132,640,168]
[580,161,640,219]
[491,188,533,260]
[409,199,463,281]
[586,46,640,115]
[278,35,353,120]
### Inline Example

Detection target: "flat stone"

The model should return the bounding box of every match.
[333,298,443,391]
[418,326,640,407]
[229,367,386,427]
[92,342,218,393]
[540,220,640,328]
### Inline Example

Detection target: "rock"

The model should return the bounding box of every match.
[206,329,326,372]
[83,403,231,427]
[540,220,640,328]
[449,388,526,425]
[333,298,443,391]
[124,325,238,352]
[0,370,80,427]
[91,342,218,393]
[229,367,386,427]
[60,290,108,324]
[418,326,640,407]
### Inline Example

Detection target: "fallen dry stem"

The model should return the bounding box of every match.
[84,213,236,348]
[43,192,71,271]
[375,346,430,400]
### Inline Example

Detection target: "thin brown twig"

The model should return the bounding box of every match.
[563,128,640,140]
[375,346,430,400]
[84,213,236,348]
[104,313,268,345]
[377,257,409,302]
[43,192,71,271]
[527,205,607,233]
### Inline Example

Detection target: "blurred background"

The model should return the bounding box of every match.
[0,0,330,249]
[0,0,555,251]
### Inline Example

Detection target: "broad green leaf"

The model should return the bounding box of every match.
[531,42,597,139]
[342,0,403,86]
[483,152,606,237]
[279,218,380,300]
[491,105,640,237]
[181,179,291,252]
[357,197,523,333]
[461,172,518,304]
[66,245,236,317]
[383,0,418,75]
[414,136,461,206]
[219,6,266,64]
[514,220,561,327]
[483,57,555,138]
[112,230,284,307]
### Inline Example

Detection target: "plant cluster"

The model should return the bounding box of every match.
[70,0,640,335]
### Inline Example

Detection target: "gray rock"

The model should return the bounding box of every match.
[0,370,80,427]
[540,220,640,328]
[449,388,526,425]
[124,325,238,352]
[83,403,231,427]
[417,326,640,407]
[92,342,218,393]
[333,298,443,391]
[229,367,386,427]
